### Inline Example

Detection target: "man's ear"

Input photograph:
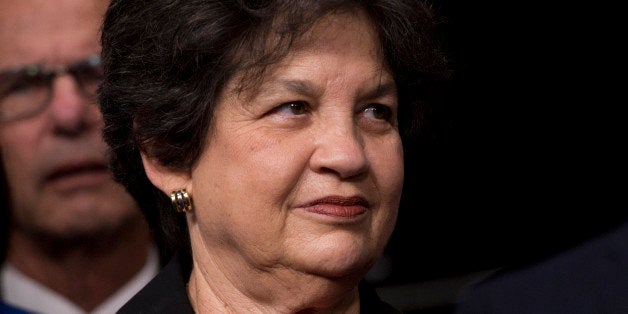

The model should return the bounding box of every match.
[141,153,193,196]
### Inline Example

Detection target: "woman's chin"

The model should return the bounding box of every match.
[294,244,377,280]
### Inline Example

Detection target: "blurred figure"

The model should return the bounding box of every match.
[0,0,158,313]
[454,221,628,314]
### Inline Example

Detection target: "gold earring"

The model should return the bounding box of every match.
[170,189,193,213]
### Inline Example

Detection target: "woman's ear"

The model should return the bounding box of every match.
[141,153,193,196]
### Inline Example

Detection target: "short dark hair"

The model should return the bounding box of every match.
[98,0,449,260]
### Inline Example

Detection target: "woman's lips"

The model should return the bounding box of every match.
[298,196,369,218]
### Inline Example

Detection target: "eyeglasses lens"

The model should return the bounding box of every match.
[0,55,102,122]
[69,58,104,103]
[0,68,52,121]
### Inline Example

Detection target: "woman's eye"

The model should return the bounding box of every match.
[273,101,309,116]
[363,103,393,121]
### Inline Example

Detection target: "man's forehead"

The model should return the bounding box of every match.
[0,1,102,70]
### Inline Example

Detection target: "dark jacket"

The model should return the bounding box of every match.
[455,221,628,314]
[118,253,401,313]
[0,303,32,314]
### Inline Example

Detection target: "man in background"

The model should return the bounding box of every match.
[455,221,628,314]
[0,0,159,313]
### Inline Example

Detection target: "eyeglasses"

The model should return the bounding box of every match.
[0,55,103,122]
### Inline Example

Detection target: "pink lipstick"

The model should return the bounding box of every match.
[299,196,369,218]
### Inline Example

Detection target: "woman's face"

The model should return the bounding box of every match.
[187,12,403,281]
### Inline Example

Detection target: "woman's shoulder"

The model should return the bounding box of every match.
[117,253,194,314]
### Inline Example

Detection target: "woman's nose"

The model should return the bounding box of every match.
[47,74,98,135]
[309,120,370,179]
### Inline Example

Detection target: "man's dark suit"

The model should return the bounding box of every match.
[454,221,628,314]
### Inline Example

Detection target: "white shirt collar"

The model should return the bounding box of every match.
[1,247,159,314]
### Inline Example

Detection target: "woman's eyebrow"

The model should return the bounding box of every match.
[253,79,397,101]
[251,79,323,96]
[250,79,322,101]
[282,79,323,98]
[241,79,314,104]
[255,78,396,101]
[361,81,397,100]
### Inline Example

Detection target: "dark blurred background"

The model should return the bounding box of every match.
[371,1,625,312]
